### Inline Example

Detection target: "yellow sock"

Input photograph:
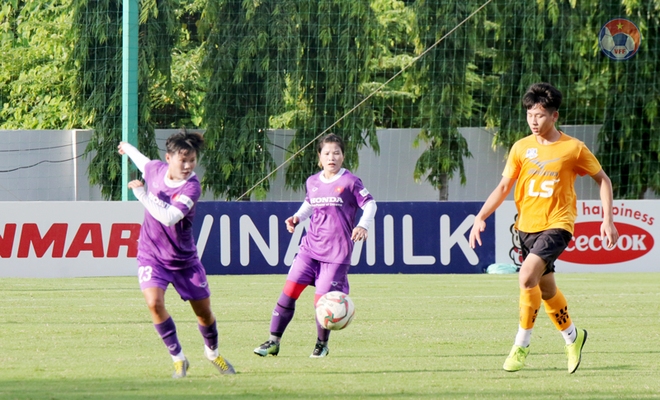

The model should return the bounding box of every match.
[543,288,573,331]
[519,286,542,329]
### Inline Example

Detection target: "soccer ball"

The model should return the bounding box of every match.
[315,291,355,331]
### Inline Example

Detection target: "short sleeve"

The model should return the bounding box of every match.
[143,160,161,181]
[502,142,522,179]
[304,176,312,204]
[352,177,374,208]
[171,181,201,215]
[574,142,602,176]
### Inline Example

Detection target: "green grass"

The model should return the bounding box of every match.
[0,273,658,399]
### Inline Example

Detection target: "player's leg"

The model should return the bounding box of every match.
[541,274,580,347]
[174,262,235,375]
[189,297,236,375]
[140,266,188,378]
[254,253,316,357]
[540,272,577,341]
[516,253,547,342]
[538,230,587,373]
[503,252,545,372]
[309,262,350,358]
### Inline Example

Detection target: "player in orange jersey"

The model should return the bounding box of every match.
[469,82,619,373]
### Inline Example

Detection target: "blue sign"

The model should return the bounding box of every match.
[193,202,495,275]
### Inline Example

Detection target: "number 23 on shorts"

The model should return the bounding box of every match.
[138,266,153,283]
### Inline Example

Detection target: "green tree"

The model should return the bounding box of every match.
[594,1,660,198]
[150,0,207,129]
[69,0,178,199]
[0,0,78,129]
[199,0,293,200]
[482,0,658,199]
[367,0,422,129]
[484,0,607,147]
[283,0,379,190]
[412,0,481,200]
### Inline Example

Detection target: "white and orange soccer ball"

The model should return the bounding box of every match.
[315,291,355,331]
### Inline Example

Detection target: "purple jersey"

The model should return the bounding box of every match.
[137,160,201,270]
[299,169,373,264]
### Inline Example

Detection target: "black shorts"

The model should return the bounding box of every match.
[519,229,573,275]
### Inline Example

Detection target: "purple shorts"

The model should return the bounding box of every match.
[137,260,211,301]
[287,252,350,295]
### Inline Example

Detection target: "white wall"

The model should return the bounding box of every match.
[162,126,612,202]
[1,127,655,202]
[0,130,101,201]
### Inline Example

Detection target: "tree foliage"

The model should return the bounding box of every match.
[199,0,291,200]
[595,1,660,198]
[282,0,379,191]
[365,0,422,129]
[483,0,660,198]
[150,0,207,129]
[69,0,178,200]
[0,0,78,129]
[4,0,660,199]
[412,0,480,200]
[484,0,604,146]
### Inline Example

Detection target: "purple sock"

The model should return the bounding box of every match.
[269,292,296,337]
[198,320,218,350]
[154,317,182,356]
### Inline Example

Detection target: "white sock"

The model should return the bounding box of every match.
[171,350,186,362]
[205,345,219,360]
[561,323,577,345]
[269,335,281,344]
[514,326,533,347]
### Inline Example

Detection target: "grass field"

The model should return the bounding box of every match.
[0,273,658,399]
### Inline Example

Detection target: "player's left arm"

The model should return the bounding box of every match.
[351,177,376,242]
[352,200,377,242]
[590,170,619,248]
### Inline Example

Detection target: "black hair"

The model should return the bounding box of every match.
[317,133,344,154]
[522,83,562,111]
[165,128,204,156]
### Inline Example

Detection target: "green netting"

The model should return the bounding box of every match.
[0,0,658,200]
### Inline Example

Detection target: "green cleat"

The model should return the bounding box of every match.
[210,354,236,375]
[254,340,280,357]
[565,328,587,374]
[309,342,329,358]
[172,358,189,379]
[503,345,530,372]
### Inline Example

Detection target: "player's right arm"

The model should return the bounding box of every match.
[469,176,516,248]
[118,142,150,173]
[285,201,313,233]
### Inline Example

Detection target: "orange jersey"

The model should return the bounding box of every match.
[502,132,602,234]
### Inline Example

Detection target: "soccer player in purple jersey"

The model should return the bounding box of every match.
[254,133,377,358]
[118,130,235,378]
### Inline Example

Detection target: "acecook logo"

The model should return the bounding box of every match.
[559,222,653,264]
